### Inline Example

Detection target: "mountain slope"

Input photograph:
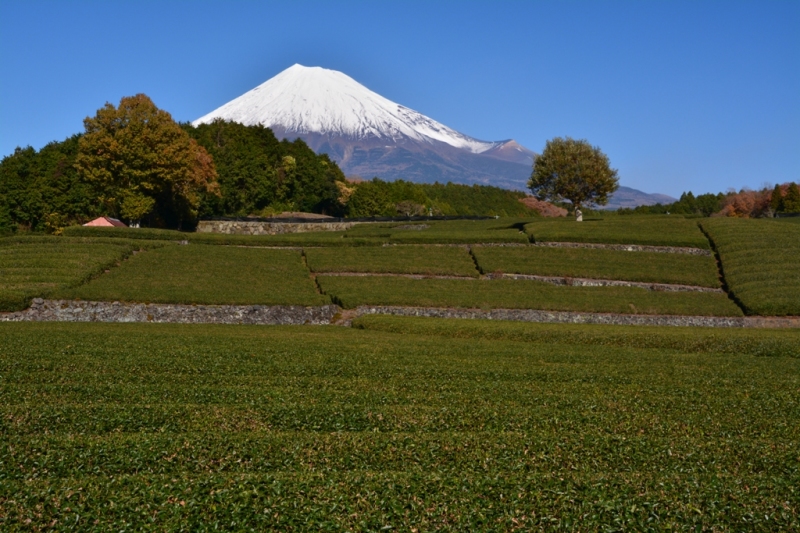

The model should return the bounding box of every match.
[602,187,678,209]
[194,65,674,205]
[194,64,535,188]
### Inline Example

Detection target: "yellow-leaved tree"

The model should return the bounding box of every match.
[75,94,219,228]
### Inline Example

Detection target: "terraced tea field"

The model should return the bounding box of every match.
[57,244,328,306]
[1,321,797,530]
[317,276,742,316]
[305,245,478,277]
[0,236,164,312]
[471,245,720,287]
[525,215,710,249]
[701,218,800,316]
[8,214,800,320]
[3,215,800,530]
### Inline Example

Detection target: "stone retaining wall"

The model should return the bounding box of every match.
[532,242,711,256]
[355,305,748,328]
[197,220,361,235]
[0,299,339,325]
[492,273,722,292]
[4,300,795,329]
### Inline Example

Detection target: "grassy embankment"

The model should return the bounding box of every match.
[354,315,800,357]
[341,218,531,244]
[317,276,741,316]
[63,218,534,246]
[56,245,328,306]
[701,218,800,316]
[472,245,720,287]
[305,246,479,277]
[0,236,167,312]
[525,215,710,249]
[1,321,797,530]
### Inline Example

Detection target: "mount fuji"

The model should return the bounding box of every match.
[193,64,536,189]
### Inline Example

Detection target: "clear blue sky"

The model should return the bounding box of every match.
[1,1,797,197]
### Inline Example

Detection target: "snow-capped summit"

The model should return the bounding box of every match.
[194,64,503,153]
[194,64,536,189]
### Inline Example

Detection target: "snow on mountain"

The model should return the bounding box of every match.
[194,64,540,188]
[193,65,673,203]
[194,64,501,155]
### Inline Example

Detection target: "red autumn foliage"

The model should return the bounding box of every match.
[519,196,568,217]
[715,188,771,218]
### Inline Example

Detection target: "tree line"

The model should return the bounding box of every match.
[0,94,538,234]
[617,184,800,218]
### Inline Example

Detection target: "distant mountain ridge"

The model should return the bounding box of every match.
[602,187,677,209]
[194,64,535,189]
[194,64,673,207]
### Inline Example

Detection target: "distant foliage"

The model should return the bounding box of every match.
[518,196,567,217]
[716,189,771,218]
[0,95,221,232]
[184,120,345,217]
[716,182,799,218]
[618,191,725,217]
[0,135,100,232]
[784,183,800,213]
[619,184,800,218]
[344,178,533,217]
[2,107,537,231]
[75,94,220,229]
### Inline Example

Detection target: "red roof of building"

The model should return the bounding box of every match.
[83,217,127,227]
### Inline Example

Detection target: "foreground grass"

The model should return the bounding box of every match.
[305,245,479,277]
[701,218,800,316]
[0,322,797,531]
[473,245,720,287]
[354,316,800,357]
[318,275,742,316]
[525,215,710,249]
[57,244,329,306]
[0,236,165,312]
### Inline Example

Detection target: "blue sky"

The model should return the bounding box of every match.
[1,1,797,197]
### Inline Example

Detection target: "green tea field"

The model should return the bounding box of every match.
[0,236,166,312]
[1,321,798,530]
[525,215,710,249]
[305,246,478,277]
[56,244,328,306]
[701,218,800,316]
[2,215,799,531]
[471,245,720,287]
[317,275,741,316]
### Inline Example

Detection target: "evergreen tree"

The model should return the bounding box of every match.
[0,135,101,231]
[770,184,784,213]
[784,182,800,213]
[185,120,344,217]
[347,179,393,217]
